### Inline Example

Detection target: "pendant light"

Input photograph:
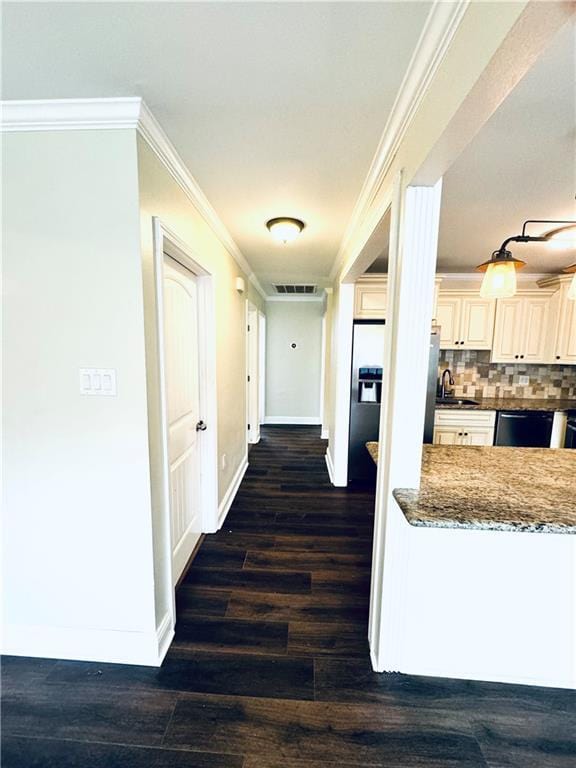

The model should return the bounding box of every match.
[477,220,576,299]
[266,217,305,244]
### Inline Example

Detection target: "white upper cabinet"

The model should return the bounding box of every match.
[354,278,387,319]
[556,291,576,363]
[540,275,576,364]
[491,291,554,364]
[436,291,495,350]
[354,276,441,321]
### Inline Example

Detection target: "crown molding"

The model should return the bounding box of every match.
[437,272,550,283]
[0,97,142,132]
[0,97,266,299]
[265,294,324,303]
[330,0,470,283]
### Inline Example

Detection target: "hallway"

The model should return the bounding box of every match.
[2,427,575,766]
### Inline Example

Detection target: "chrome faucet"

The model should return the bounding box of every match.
[439,368,455,399]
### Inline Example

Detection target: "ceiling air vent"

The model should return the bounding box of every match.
[273,284,317,295]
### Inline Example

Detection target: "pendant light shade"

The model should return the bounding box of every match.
[476,219,576,299]
[476,250,525,299]
[266,217,305,244]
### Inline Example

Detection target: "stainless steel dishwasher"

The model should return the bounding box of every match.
[565,413,576,448]
[494,411,554,447]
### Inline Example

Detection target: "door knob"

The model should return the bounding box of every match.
[196,420,207,432]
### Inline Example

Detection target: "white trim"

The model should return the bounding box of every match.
[437,272,550,282]
[319,313,326,436]
[0,96,142,132]
[321,428,329,440]
[265,295,325,303]
[0,97,266,301]
[328,283,354,487]
[263,416,321,425]
[218,455,249,528]
[152,216,219,635]
[155,612,174,665]
[369,179,443,673]
[258,312,267,427]
[2,623,167,667]
[246,300,260,445]
[330,1,469,281]
[325,449,336,484]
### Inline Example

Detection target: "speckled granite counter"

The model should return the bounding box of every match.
[366,442,576,534]
[436,397,576,412]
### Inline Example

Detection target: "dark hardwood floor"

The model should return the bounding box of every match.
[2,426,575,766]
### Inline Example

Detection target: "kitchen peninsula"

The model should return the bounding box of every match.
[367,441,575,533]
[366,439,575,689]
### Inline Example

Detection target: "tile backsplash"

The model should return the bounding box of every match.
[438,350,576,400]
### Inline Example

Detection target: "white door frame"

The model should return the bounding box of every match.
[152,218,219,597]
[246,300,260,444]
[258,311,266,427]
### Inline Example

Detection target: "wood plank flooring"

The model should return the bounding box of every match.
[2,426,575,767]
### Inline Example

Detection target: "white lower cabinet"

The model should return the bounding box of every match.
[433,409,496,446]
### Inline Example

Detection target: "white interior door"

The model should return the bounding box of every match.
[163,255,202,585]
[247,302,260,444]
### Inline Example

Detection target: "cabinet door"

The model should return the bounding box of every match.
[555,291,576,363]
[491,299,523,363]
[521,297,551,363]
[462,426,495,446]
[433,426,463,445]
[354,285,386,319]
[460,298,495,349]
[436,298,462,349]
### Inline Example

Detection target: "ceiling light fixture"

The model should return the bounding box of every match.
[476,219,576,300]
[266,217,305,244]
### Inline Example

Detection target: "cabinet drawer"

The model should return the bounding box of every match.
[434,409,496,428]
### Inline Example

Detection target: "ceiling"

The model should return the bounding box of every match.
[2,1,432,294]
[368,19,576,276]
[438,19,576,274]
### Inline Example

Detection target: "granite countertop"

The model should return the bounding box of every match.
[365,442,576,534]
[436,397,576,412]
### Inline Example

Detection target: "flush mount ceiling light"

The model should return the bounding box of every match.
[476,219,576,300]
[266,217,305,244]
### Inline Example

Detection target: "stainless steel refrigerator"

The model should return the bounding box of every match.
[348,322,439,482]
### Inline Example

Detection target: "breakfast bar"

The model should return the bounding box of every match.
[365,440,575,689]
[366,442,576,534]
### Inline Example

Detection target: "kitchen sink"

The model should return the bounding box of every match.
[436,398,479,406]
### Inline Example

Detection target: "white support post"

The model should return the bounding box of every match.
[325,283,354,486]
[369,176,443,672]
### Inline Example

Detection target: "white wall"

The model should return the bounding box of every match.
[391,502,576,689]
[265,300,323,424]
[2,125,265,666]
[2,129,160,663]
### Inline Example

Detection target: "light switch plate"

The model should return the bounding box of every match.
[80,368,117,396]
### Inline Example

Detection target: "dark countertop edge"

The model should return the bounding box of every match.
[392,489,575,535]
[435,399,576,412]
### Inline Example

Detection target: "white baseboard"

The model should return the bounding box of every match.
[321,427,329,440]
[248,429,261,445]
[2,621,169,667]
[156,611,174,664]
[325,449,335,484]
[397,661,576,690]
[264,416,321,425]
[218,454,248,528]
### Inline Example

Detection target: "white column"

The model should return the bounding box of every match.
[369,176,443,671]
[325,282,354,486]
